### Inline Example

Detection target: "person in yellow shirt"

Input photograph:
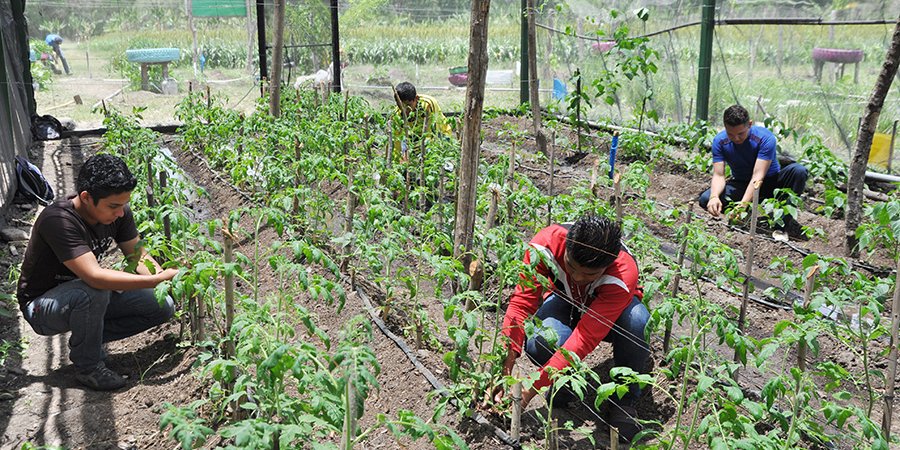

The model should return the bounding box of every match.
[393,82,452,154]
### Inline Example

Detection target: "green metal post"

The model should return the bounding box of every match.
[695,0,716,123]
[519,0,529,106]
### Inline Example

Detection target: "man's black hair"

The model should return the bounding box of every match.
[565,215,621,268]
[396,82,417,102]
[723,104,750,127]
[76,154,137,205]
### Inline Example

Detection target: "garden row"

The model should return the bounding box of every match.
[95,86,899,448]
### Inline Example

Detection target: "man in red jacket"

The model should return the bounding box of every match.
[496,215,649,442]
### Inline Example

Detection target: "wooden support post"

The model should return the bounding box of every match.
[466,259,484,311]
[159,171,171,241]
[882,254,900,439]
[223,228,236,359]
[507,142,517,224]
[140,63,149,91]
[734,180,762,380]
[590,155,602,198]
[486,185,500,231]
[663,204,694,355]
[798,265,819,372]
[889,119,898,172]
[145,159,156,212]
[341,159,357,273]
[613,171,622,224]
[548,418,559,450]
[547,130,555,227]
[511,377,522,442]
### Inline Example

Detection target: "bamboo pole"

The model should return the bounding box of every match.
[734,180,762,379]
[610,427,619,450]
[663,204,694,354]
[882,253,900,439]
[797,265,819,372]
[341,159,357,273]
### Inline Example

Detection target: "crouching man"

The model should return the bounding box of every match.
[17,154,178,390]
[494,215,650,443]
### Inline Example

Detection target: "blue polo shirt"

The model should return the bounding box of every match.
[711,125,780,182]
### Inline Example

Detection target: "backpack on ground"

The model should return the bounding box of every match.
[14,155,54,205]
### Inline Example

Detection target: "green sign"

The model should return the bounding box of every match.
[192,0,247,17]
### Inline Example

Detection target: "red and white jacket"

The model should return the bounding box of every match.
[501,224,642,390]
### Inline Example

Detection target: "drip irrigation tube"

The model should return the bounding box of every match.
[349,279,522,448]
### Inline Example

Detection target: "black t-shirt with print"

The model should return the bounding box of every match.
[16,198,138,307]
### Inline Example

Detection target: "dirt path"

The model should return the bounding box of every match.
[0,138,200,450]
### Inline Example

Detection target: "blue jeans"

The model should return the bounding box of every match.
[525,293,650,407]
[698,163,809,227]
[22,279,175,371]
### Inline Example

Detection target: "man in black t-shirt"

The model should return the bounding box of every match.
[17,154,178,391]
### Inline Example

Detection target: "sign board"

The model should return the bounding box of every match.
[192,0,247,17]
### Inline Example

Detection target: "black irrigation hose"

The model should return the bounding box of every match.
[349,279,522,449]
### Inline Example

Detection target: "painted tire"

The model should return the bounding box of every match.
[125,48,181,64]
[812,47,864,64]
[448,73,468,87]
[449,66,467,75]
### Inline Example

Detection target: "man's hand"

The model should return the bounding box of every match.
[726,201,751,223]
[490,349,519,404]
[707,196,723,217]
[154,268,179,283]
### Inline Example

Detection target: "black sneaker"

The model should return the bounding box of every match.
[75,362,126,391]
[609,405,642,443]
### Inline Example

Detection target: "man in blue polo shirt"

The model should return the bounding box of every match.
[698,105,808,235]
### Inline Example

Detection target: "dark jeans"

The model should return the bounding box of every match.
[524,293,650,407]
[22,279,175,371]
[699,163,808,227]
[50,42,70,75]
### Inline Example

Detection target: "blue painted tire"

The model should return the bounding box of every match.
[125,48,181,64]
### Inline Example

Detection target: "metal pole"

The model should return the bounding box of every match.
[519,0,529,105]
[695,0,716,122]
[330,0,342,93]
[256,0,268,83]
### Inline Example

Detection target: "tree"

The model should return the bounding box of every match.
[453,0,491,281]
[845,14,900,257]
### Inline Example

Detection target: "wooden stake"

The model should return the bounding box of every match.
[507,142,517,224]
[159,171,171,241]
[223,228,236,359]
[613,171,623,224]
[547,130,555,226]
[734,180,762,379]
[511,377,522,442]
[663,204,694,354]
[590,155,602,198]
[466,259,484,311]
[485,185,500,231]
[341,159,357,273]
[610,427,619,450]
[548,418,559,450]
[145,159,156,212]
[798,265,819,372]
[882,253,900,439]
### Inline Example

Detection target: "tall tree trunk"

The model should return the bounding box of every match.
[526,0,547,156]
[269,0,287,117]
[846,16,900,257]
[453,0,491,280]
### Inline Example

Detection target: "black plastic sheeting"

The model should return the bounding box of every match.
[0,0,34,208]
